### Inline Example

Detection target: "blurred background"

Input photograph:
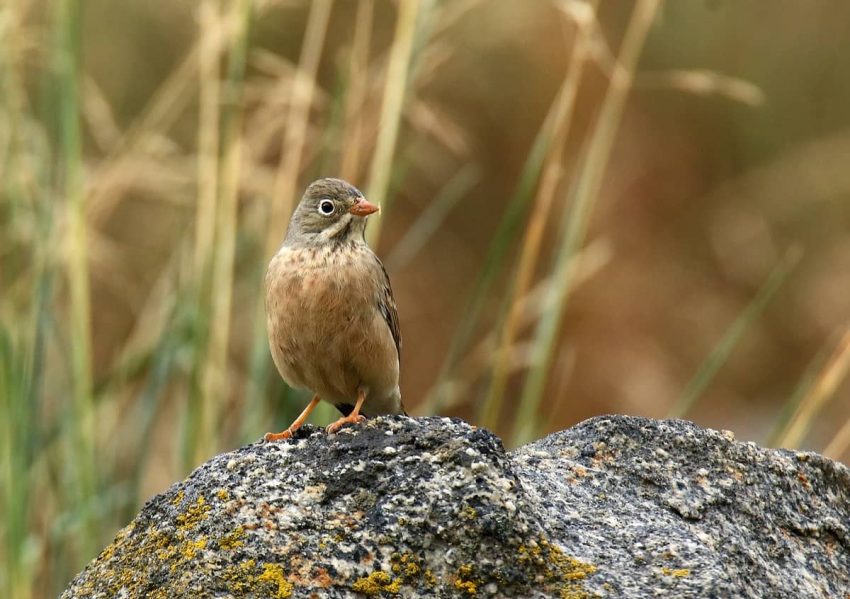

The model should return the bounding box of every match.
[2,0,850,596]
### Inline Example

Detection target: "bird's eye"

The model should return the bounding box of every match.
[318,199,335,216]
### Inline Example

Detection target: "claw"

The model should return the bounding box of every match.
[264,429,294,442]
[264,395,321,442]
[326,387,368,434]
[325,413,366,434]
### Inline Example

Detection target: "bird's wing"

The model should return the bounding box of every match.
[375,257,402,362]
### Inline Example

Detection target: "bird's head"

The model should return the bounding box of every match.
[285,178,379,247]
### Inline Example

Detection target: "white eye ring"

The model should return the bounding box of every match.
[318,199,335,216]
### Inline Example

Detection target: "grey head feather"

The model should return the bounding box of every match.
[284,178,369,249]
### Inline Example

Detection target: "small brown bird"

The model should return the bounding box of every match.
[264,178,405,440]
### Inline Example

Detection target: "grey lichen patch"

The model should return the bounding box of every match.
[64,415,850,598]
[513,416,850,597]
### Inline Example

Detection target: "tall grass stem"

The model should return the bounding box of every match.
[339,0,374,182]
[195,0,253,465]
[774,326,850,449]
[669,248,801,420]
[481,1,597,431]
[419,62,585,416]
[365,0,422,248]
[55,0,100,563]
[266,0,332,257]
[513,0,662,446]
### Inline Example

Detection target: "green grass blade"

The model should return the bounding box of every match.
[669,248,802,420]
[365,0,424,248]
[52,0,100,564]
[770,326,850,449]
[385,164,480,270]
[764,343,830,447]
[419,90,570,416]
[513,0,662,446]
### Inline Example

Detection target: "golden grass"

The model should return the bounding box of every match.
[775,327,850,449]
[514,0,662,445]
[365,0,423,248]
[2,2,849,597]
[481,0,599,432]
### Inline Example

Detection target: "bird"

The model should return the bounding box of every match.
[263,177,405,441]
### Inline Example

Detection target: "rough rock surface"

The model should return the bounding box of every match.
[63,415,850,598]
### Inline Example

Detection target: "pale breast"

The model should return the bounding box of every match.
[265,244,400,410]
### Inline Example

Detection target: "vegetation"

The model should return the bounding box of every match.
[2,1,849,597]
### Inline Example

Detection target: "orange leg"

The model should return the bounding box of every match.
[326,388,367,434]
[264,395,321,441]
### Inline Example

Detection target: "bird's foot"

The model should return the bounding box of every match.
[325,414,366,434]
[264,395,321,442]
[264,428,295,442]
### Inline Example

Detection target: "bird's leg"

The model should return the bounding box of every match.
[264,395,321,441]
[326,387,367,434]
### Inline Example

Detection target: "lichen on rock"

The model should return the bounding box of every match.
[62,415,850,598]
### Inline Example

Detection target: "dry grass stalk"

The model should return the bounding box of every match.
[481,0,599,431]
[195,0,252,465]
[638,69,765,106]
[514,0,662,445]
[823,417,850,462]
[431,239,611,414]
[265,0,332,259]
[776,327,850,449]
[195,0,223,275]
[365,0,422,248]
[339,0,374,182]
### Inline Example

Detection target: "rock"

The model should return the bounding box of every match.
[62,415,850,598]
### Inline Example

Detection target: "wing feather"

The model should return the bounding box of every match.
[374,257,401,361]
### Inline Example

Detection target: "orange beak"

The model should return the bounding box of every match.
[349,198,379,217]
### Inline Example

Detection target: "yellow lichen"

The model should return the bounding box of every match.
[516,537,596,597]
[156,540,178,562]
[216,488,230,501]
[222,559,258,595]
[171,490,185,506]
[219,525,245,550]
[182,536,207,560]
[258,563,294,598]
[453,564,478,596]
[69,498,301,599]
[661,567,691,578]
[387,551,423,587]
[97,523,134,563]
[424,569,436,587]
[351,571,401,595]
[460,505,478,521]
[175,496,211,529]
